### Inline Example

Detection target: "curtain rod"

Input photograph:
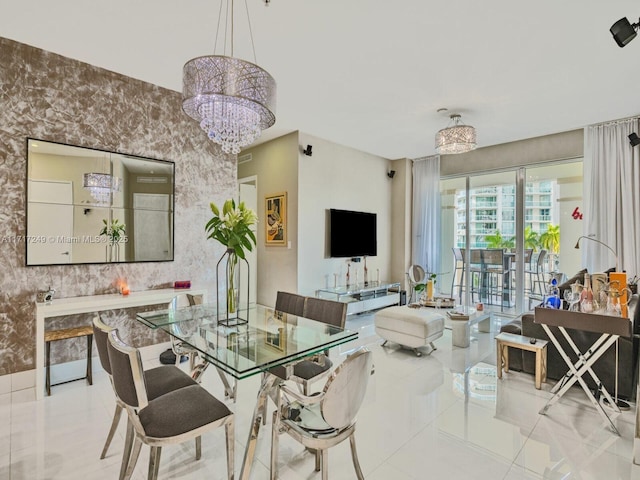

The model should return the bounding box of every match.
[589,115,640,128]
[412,155,439,162]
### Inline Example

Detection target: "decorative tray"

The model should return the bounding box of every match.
[421,297,456,308]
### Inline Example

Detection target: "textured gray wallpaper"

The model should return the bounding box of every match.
[0,37,237,375]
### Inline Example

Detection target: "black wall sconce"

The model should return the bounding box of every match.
[611,17,639,47]
[629,132,640,147]
[387,170,396,178]
[302,145,312,156]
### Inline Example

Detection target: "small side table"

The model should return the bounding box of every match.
[496,332,548,389]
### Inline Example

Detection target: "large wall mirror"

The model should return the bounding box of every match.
[26,138,175,266]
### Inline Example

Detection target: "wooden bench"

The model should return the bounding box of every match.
[496,331,548,389]
[45,325,93,396]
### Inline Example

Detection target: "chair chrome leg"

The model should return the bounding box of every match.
[195,436,201,460]
[226,418,235,480]
[270,410,280,480]
[429,341,437,351]
[120,419,135,480]
[123,436,142,480]
[413,348,422,357]
[321,449,328,480]
[149,446,162,480]
[100,404,123,459]
[350,434,365,480]
[315,449,321,472]
[381,340,388,347]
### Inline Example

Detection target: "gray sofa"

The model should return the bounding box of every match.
[500,302,639,400]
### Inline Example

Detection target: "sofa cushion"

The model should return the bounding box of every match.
[500,319,522,335]
[499,318,524,371]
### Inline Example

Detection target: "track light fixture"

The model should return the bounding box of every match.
[302,145,312,156]
[387,170,396,178]
[629,132,640,147]
[610,17,640,47]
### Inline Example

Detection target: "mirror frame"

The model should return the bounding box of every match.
[26,138,175,266]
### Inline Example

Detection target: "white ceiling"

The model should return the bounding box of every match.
[2,0,640,159]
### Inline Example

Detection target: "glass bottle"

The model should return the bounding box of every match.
[544,278,561,308]
[363,257,369,286]
[580,273,594,313]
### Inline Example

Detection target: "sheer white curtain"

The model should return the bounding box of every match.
[412,155,441,275]
[584,118,640,277]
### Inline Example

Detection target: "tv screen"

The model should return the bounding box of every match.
[329,209,377,257]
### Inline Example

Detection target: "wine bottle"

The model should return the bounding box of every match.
[580,273,594,313]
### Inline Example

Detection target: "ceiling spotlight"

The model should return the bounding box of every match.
[629,132,640,147]
[302,145,312,156]
[610,17,639,47]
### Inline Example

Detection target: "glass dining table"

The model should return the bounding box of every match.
[136,303,358,480]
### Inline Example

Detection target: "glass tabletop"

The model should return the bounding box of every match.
[136,304,358,379]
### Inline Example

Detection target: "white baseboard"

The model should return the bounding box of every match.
[0,341,172,395]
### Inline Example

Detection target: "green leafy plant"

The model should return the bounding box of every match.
[539,224,560,254]
[205,199,258,313]
[484,230,515,249]
[524,226,539,250]
[414,272,438,294]
[99,218,126,244]
[205,199,257,259]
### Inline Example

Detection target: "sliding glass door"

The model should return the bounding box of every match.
[439,160,583,316]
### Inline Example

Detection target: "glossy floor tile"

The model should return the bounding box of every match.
[2,313,639,479]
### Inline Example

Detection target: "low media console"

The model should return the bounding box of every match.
[317,281,401,315]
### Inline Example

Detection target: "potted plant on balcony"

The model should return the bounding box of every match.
[414,272,438,302]
[205,199,257,314]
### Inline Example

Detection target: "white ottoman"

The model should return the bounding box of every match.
[374,306,445,356]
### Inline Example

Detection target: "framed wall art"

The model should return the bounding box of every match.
[265,192,287,245]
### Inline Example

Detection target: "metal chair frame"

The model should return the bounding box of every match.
[407,264,426,303]
[450,247,465,302]
[93,316,198,480]
[526,249,548,295]
[107,330,235,480]
[270,348,373,480]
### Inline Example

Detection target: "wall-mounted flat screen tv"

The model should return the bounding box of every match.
[329,208,377,257]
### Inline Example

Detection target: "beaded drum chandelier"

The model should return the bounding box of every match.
[83,173,121,204]
[435,113,477,155]
[182,0,276,155]
[182,56,276,154]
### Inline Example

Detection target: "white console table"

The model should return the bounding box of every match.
[34,287,207,400]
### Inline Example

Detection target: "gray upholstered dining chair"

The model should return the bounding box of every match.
[270,347,373,480]
[92,316,198,479]
[283,297,348,395]
[275,290,306,317]
[107,329,235,480]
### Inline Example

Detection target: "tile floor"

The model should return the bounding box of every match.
[2,313,640,479]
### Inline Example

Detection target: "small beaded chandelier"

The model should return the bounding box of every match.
[435,114,477,155]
